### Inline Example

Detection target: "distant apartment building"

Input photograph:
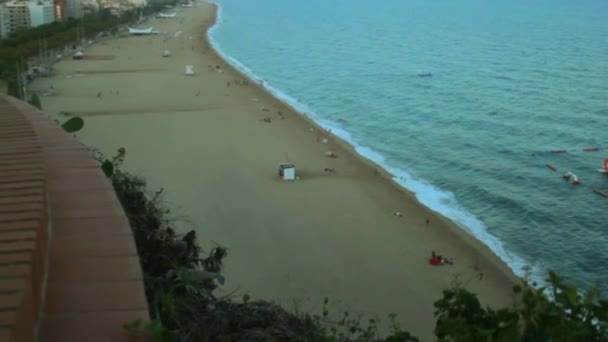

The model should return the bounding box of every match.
[28,1,54,27]
[0,0,58,37]
[1,1,30,35]
[65,0,81,19]
[53,0,66,20]
[0,7,8,37]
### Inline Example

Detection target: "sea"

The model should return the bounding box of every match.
[207,0,608,290]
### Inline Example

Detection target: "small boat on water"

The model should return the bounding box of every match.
[562,171,581,185]
[593,189,608,197]
[597,158,608,174]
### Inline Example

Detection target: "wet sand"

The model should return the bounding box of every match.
[30,3,519,339]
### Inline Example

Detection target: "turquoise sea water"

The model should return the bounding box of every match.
[208,0,608,289]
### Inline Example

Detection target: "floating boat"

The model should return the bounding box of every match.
[546,163,557,171]
[597,158,608,173]
[551,149,567,153]
[593,189,608,197]
[583,147,599,152]
[418,72,433,77]
[562,171,581,185]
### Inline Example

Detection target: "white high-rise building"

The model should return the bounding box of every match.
[0,6,9,38]
[1,1,30,35]
[28,1,54,27]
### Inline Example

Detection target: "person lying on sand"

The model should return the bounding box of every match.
[324,168,336,173]
[263,117,271,123]
[430,251,454,266]
[324,151,338,158]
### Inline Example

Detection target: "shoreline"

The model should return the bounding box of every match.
[202,1,521,285]
[30,3,520,339]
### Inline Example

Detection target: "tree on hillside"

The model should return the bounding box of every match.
[434,268,608,342]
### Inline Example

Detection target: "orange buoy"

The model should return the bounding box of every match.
[583,147,599,152]
[593,189,608,197]
[551,149,567,153]
[546,163,557,171]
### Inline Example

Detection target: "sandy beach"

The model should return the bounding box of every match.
[30,2,519,339]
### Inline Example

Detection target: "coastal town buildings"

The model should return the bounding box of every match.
[0,0,148,38]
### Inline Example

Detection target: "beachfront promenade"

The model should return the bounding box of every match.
[0,94,148,342]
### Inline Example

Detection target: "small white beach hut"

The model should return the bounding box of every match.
[163,50,172,57]
[72,51,84,60]
[278,163,296,180]
[185,65,195,75]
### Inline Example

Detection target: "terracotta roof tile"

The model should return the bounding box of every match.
[0,241,35,254]
[0,253,33,265]
[0,181,44,191]
[0,187,45,198]
[40,311,150,342]
[45,282,148,313]
[48,256,143,282]
[0,231,36,242]
[53,217,131,237]
[0,221,40,232]
[0,278,28,293]
[0,328,11,341]
[0,203,43,214]
[0,212,42,223]
[0,311,17,327]
[0,294,21,310]
[0,264,31,278]
[51,235,137,258]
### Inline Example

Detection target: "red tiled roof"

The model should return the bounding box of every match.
[0,94,149,342]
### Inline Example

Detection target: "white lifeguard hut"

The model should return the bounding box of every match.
[185,65,195,76]
[278,163,296,180]
[72,51,84,60]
